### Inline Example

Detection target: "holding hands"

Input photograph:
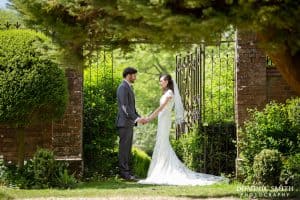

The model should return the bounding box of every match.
[137,117,150,125]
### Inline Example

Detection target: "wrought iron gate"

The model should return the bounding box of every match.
[176,41,236,174]
[176,42,235,131]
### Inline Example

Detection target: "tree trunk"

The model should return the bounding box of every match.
[16,127,25,168]
[257,32,300,95]
[267,50,300,95]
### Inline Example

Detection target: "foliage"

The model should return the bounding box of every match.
[10,0,227,67]
[0,29,68,127]
[132,147,151,178]
[10,0,300,93]
[133,122,158,156]
[172,122,236,175]
[55,169,77,189]
[9,0,300,62]
[31,149,76,189]
[280,153,300,188]
[83,58,121,178]
[252,149,282,186]
[172,125,202,171]
[0,157,7,185]
[0,8,24,29]
[203,42,235,124]
[239,98,300,183]
[0,149,76,189]
[114,44,175,114]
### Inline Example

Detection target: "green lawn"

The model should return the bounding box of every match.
[0,179,240,199]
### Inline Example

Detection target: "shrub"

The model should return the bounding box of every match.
[253,149,282,186]
[239,98,300,183]
[172,125,202,171]
[0,156,7,185]
[30,148,76,189]
[0,149,76,189]
[32,149,58,188]
[83,66,120,178]
[280,153,300,187]
[172,122,236,175]
[55,169,77,189]
[133,122,158,155]
[132,147,151,178]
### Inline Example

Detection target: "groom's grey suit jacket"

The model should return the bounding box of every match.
[116,80,140,128]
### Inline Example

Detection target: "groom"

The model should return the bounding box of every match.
[116,67,147,181]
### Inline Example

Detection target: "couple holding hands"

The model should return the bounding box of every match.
[116,67,225,186]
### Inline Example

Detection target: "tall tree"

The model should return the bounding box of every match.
[10,0,300,93]
[162,0,300,93]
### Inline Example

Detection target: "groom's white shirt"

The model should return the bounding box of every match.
[123,79,140,123]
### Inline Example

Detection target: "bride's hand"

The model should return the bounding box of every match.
[145,117,151,123]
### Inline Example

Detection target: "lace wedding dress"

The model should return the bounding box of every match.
[138,89,225,186]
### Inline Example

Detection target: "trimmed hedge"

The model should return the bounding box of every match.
[132,147,151,178]
[0,29,68,127]
[253,149,282,186]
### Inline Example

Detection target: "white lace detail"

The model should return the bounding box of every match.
[138,90,225,186]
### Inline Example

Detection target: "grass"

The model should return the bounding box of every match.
[0,179,240,199]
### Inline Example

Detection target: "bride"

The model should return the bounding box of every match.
[138,74,225,186]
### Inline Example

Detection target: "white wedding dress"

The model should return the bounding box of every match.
[138,89,225,186]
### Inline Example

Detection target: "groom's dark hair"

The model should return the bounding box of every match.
[123,67,138,78]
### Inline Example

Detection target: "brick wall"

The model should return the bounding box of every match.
[235,30,298,130]
[235,30,267,131]
[0,68,83,173]
[266,67,298,102]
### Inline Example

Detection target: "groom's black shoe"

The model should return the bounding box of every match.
[122,175,138,182]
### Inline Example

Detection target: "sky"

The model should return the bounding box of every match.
[0,0,9,8]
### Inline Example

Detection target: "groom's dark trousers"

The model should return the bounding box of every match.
[116,80,140,178]
[118,127,133,178]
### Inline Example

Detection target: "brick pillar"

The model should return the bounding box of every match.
[52,68,83,174]
[235,30,267,177]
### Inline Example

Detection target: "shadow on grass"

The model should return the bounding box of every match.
[76,179,161,190]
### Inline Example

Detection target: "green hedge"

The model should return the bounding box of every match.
[280,153,300,187]
[0,29,67,126]
[172,122,236,175]
[83,66,120,178]
[239,98,300,185]
[132,147,151,178]
[253,149,282,186]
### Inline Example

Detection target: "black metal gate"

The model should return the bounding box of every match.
[175,41,236,174]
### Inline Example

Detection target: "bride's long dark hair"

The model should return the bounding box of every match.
[160,74,174,93]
